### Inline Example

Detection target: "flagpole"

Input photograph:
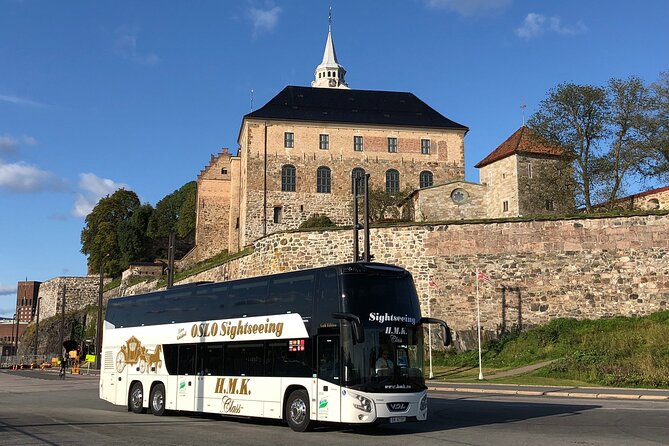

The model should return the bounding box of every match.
[476,270,483,380]
[427,276,434,379]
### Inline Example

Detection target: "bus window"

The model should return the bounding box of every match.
[229,280,269,317]
[163,344,178,375]
[316,269,340,327]
[267,272,315,316]
[178,344,196,375]
[196,343,224,376]
[224,343,264,376]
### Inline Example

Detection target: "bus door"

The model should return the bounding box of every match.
[316,335,341,422]
[176,344,197,411]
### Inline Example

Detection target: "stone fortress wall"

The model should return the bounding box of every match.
[115,212,669,349]
[38,276,108,321]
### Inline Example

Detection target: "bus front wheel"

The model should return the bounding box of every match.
[286,389,312,432]
[150,383,166,416]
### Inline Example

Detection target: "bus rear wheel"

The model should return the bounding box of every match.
[150,383,166,416]
[286,389,312,432]
[129,382,145,414]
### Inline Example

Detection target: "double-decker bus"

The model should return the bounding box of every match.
[99,262,451,431]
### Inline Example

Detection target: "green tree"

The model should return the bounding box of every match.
[529,83,608,211]
[147,181,196,238]
[80,189,141,276]
[368,187,411,222]
[596,76,657,203]
[117,203,154,264]
[644,71,669,179]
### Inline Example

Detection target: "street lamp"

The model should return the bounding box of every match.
[95,254,108,370]
[34,296,41,358]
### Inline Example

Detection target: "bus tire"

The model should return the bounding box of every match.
[286,389,312,432]
[150,383,166,416]
[129,382,145,414]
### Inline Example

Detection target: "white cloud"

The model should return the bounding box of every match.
[114,25,160,65]
[73,173,129,217]
[426,0,511,16]
[0,284,16,296]
[0,134,37,155]
[515,13,587,39]
[248,5,282,36]
[0,160,66,193]
[0,93,46,107]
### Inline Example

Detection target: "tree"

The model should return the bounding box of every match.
[117,203,154,265]
[368,187,411,222]
[528,83,608,211]
[80,189,141,276]
[596,76,656,203]
[644,71,669,179]
[147,181,196,239]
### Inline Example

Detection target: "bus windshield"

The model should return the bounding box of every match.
[341,271,425,393]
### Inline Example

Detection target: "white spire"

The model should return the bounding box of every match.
[312,7,348,89]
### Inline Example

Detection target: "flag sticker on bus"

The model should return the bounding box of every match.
[288,339,305,351]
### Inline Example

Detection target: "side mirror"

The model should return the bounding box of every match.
[332,312,365,344]
[418,317,452,347]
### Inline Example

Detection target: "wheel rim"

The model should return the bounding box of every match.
[289,398,307,425]
[152,389,164,411]
[131,386,143,410]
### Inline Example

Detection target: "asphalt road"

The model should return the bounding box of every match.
[1,369,668,446]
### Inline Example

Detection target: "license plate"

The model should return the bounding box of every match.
[389,417,406,423]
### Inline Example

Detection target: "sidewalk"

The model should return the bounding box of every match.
[427,380,669,401]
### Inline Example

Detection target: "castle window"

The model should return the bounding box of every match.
[451,188,468,204]
[386,169,400,195]
[354,136,363,152]
[319,134,329,150]
[503,200,509,212]
[281,165,296,192]
[421,139,431,155]
[221,168,228,175]
[317,166,331,193]
[351,168,365,194]
[388,137,397,153]
[419,171,433,188]
[545,199,554,211]
[284,132,294,148]
[273,207,282,224]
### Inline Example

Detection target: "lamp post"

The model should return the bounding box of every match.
[95,255,108,370]
[12,313,17,356]
[34,297,41,358]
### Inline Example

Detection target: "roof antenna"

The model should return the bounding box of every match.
[250,89,254,112]
[520,97,527,127]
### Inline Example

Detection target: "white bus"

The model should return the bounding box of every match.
[99,262,451,431]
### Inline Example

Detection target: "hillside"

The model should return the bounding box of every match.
[436,311,669,388]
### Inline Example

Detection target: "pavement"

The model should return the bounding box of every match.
[427,380,669,401]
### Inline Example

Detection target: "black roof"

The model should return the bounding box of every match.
[243,86,468,131]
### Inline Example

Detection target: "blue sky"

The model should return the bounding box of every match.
[1,0,667,317]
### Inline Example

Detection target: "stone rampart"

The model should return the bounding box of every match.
[107,213,669,350]
[38,276,107,320]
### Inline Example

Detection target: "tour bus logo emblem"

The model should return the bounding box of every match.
[388,402,409,411]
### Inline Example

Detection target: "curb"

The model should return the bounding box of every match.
[427,386,669,401]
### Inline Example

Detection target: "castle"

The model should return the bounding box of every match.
[184,20,572,263]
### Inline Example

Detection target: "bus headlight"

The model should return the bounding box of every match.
[420,394,428,411]
[351,392,373,413]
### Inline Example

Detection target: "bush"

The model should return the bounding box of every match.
[299,214,336,229]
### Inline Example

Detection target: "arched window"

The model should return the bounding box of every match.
[351,168,365,194]
[281,165,296,192]
[386,169,400,195]
[316,166,331,193]
[419,171,433,188]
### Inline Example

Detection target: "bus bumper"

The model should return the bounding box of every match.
[341,390,428,424]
